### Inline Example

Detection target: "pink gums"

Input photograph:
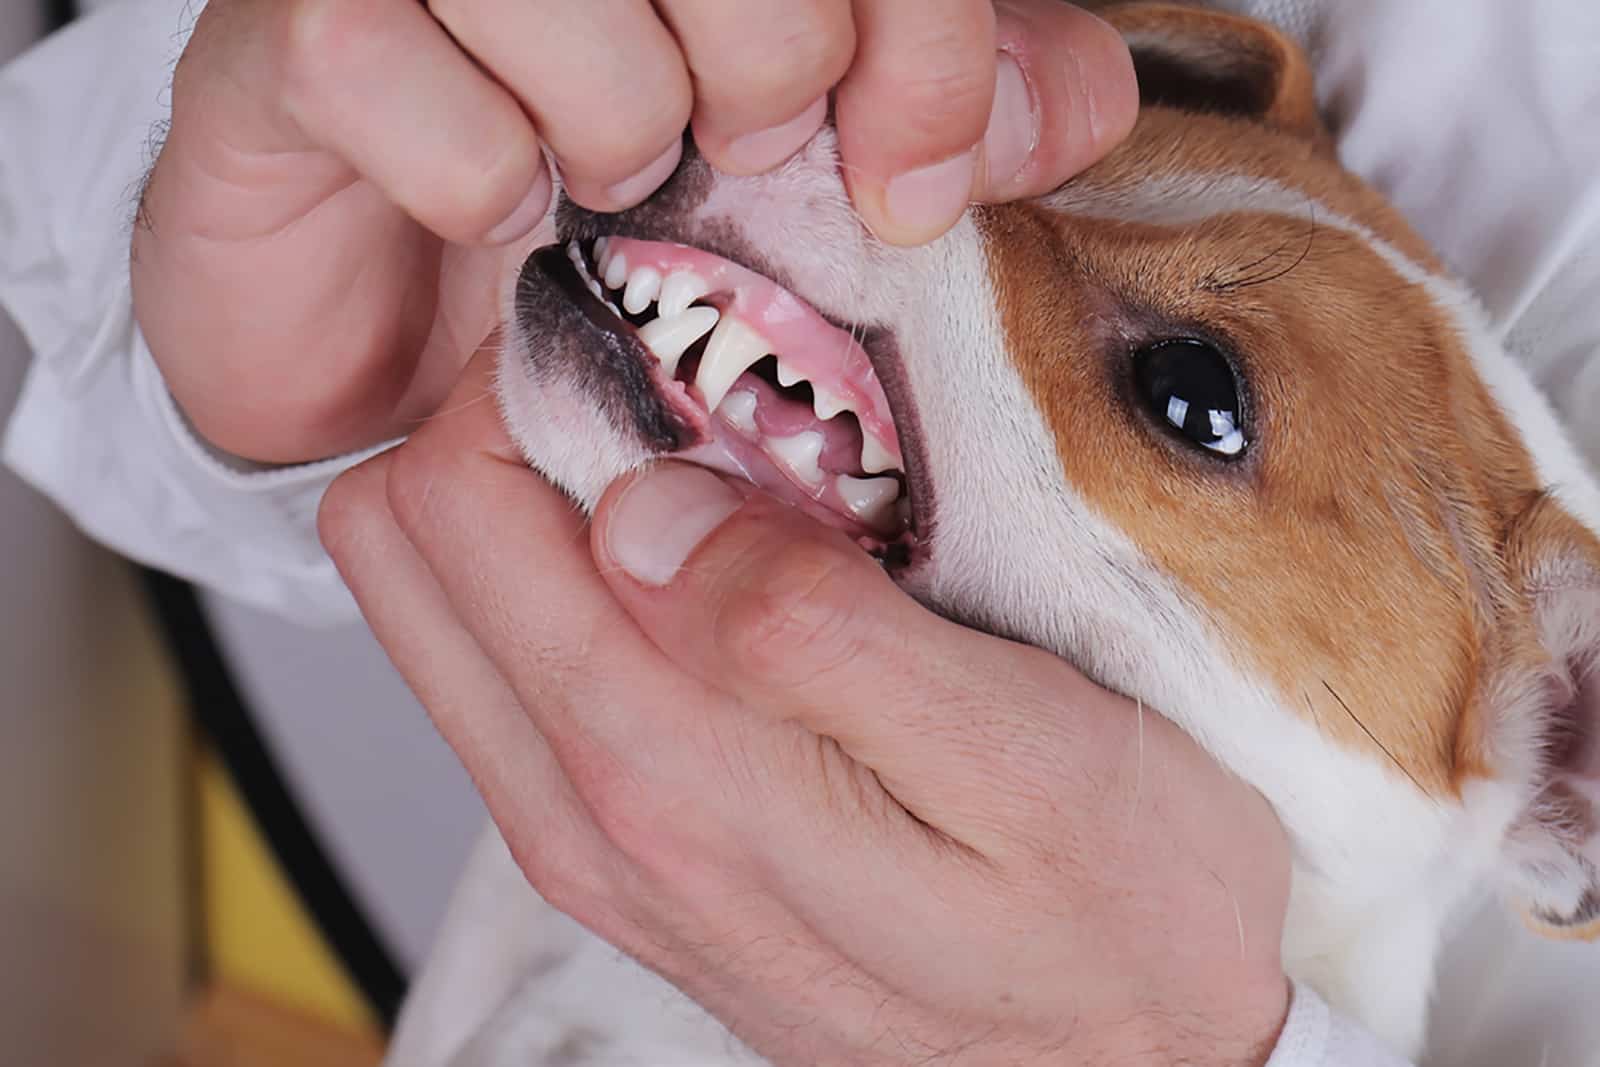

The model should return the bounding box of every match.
[602,237,907,539]
[605,238,902,467]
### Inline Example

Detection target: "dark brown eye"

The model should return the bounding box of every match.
[1133,339,1248,458]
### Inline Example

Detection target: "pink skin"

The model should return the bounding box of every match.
[599,238,906,539]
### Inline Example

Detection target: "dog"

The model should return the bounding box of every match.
[384,4,1600,1063]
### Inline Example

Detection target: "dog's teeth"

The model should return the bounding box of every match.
[836,474,899,527]
[767,431,825,486]
[860,434,899,475]
[658,271,710,318]
[595,236,610,259]
[596,240,614,276]
[603,253,630,290]
[720,389,759,434]
[637,307,720,375]
[566,240,586,271]
[696,317,769,413]
[586,278,606,302]
[775,358,805,388]
[812,384,851,420]
[623,267,662,315]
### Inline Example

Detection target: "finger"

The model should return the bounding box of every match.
[380,355,769,861]
[317,451,634,932]
[277,0,550,245]
[834,0,997,246]
[426,0,692,211]
[656,0,854,175]
[977,0,1139,200]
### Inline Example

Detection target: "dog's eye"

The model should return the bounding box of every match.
[1133,340,1247,458]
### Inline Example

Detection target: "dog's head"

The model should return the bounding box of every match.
[499,1,1600,1045]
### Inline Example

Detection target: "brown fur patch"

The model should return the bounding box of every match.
[979,102,1549,796]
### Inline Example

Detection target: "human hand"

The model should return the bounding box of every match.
[320,357,1292,1066]
[129,0,1135,466]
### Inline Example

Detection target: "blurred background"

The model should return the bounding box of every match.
[1,5,485,1062]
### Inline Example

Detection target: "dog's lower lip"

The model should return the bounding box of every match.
[535,233,928,562]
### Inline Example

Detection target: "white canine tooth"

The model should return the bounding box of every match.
[636,307,720,375]
[767,431,825,486]
[719,390,759,434]
[604,253,630,290]
[595,236,610,259]
[623,267,662,315]
[836,475,899,527]
[658,271,710,318]
[586,278,606,301]
[696,317,770,413]
[812,384,851,420]
[860,434,899,475]
[775,359,805,388]
[566,240,585,270]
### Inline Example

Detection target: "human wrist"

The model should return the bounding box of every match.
[1141,973,1292,1067]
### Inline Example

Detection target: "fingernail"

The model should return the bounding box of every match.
[883,148,977,242]
[723,96,827,174]
[487,169,552,245]
[605,139,685,207]
[607,464,743,587]
[981,52,1038,193]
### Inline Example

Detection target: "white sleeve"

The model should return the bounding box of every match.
[1266,983,1417,1067]
[0,0,375,627]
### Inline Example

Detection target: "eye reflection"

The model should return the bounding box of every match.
[1133,340,1248,458]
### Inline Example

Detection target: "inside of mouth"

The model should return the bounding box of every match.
[554,236,912,551]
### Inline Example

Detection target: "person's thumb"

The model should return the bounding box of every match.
[589,461,1135,849]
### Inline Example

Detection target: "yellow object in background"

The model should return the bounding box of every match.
[198,748,379,1037]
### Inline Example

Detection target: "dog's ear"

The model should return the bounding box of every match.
[1494,496,1600,941]
[1098,3,1323,140]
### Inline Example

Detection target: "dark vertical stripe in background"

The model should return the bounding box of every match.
[47,0,75,32]
[40,0,405,1030]
[140,570,407,1029]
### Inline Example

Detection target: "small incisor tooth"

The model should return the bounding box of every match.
[775,358,805,388]
[658,271,710,318]
[637,307,720,375]
[623,267,662,314]
[719,389,758,434]
[696,317,770,413]
[812,384,851,420]
[767,431,825,486]
[836,474,900,527]
[603,253,629,290]
[860,434,900,475]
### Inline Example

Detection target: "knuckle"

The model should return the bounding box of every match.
[280,0,379,104]
[568,750,659,860]
[715,540,866,687]
[556,96,689,184]
[888,60,995,141]
[435,138,545,240]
